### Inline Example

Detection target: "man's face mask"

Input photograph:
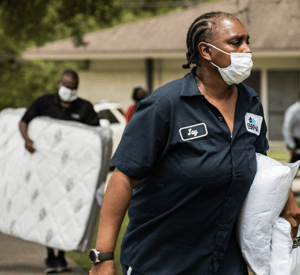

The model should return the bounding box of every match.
[58,85,78,102]
[207,43,253,85]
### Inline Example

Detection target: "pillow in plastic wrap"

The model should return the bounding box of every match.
[236,153,300,275]
[269,217,300,275]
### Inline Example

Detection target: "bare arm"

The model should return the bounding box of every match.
[89,168,140,275]
[19,121,35,153]
[281,189,300,240]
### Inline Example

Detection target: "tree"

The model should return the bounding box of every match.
[0,0,206,111]
[0,0,122,48]
[0,0,122,110]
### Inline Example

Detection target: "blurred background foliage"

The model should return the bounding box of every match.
[0,0,205,111]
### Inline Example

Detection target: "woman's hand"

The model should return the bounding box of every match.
[280,190,300,240]
[89,260,118,275]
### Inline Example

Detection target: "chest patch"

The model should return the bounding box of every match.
[245,112,263,136]
[179,123,208,141]
[71,113,80,119]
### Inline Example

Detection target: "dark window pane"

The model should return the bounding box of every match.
[243,70,261,97]
[268,70,300,141]
[97,109,119,124]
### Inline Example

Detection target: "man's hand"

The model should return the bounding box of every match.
[280,190,300,240]
[25,138,36,153]
[89,260,118,275]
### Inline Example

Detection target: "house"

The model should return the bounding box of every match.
[23,0,300,142]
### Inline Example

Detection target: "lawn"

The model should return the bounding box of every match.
[66,149,294,274]
[66,211,129,274]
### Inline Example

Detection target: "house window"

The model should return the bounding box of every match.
[268,70,300,141]
[243,70,261,97]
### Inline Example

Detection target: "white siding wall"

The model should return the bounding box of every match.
[77,57,300,117]
[77,59,146,111]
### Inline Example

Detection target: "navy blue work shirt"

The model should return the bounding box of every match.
[111,67,269,275]
[21,93,100,126]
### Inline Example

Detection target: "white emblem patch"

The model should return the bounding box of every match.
[179,123,208,141]
[245,112,263,136]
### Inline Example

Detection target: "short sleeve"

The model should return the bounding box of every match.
[21,97,42,123]
[111,99,170,180]
[255,106,269,155]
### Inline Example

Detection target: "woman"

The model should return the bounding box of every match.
[124,85,147,124]
[89,12,300,275]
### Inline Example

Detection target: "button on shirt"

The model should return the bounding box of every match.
[111,67,269,275]
[283,101,300,149]
[21,93,100,126]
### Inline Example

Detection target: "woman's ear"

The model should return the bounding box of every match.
[198,42,212,62]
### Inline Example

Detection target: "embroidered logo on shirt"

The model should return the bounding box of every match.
[245,113,263,136]
[71,113,80,119]
[179,123,208,141]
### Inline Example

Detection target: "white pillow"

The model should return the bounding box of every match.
[236,153,300,275]
[269,217,300,275]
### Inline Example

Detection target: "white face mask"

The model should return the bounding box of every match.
[58,86,78,102]
[208,43,253,85]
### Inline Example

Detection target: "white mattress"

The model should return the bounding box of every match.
[0,108,112,252]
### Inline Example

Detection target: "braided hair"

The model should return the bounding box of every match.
[182,12,237,69]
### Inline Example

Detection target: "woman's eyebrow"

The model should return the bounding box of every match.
[229,34,250,40]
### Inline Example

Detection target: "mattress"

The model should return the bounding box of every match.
[0,108,112,252]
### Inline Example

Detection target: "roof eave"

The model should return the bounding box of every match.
[22,49,300,61]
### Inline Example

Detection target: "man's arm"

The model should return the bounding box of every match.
[283,108,296,152]
[89,168,139,275]
[19,121,36,153]
[281,189,300,240]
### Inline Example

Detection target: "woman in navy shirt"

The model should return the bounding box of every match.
[89,12,300,275]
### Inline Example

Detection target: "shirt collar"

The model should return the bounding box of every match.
[180,67,201,97]
[180,66,258,100]
[54,92,79,108]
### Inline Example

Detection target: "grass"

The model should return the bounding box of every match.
[66,211,129,274]
[66,149,295,274]
[267,149,290,163]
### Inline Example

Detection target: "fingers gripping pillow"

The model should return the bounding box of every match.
[236,153,300,275]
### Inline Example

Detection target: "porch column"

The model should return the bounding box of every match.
[260,67,269,139]
[146,58,154,94]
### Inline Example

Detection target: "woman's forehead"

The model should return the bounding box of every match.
[213,17,248,41]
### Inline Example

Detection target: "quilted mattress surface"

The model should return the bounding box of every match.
[0,108,112,252]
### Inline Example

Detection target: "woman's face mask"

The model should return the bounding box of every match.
[58,85,78,102]
[208,43,253,85]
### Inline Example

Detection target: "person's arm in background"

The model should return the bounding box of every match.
[19,121,35,153]
[283,107,297,155]
[89,168,140,275]
[281,107,300,239]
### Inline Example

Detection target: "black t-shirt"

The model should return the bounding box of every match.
[21,93,99,126]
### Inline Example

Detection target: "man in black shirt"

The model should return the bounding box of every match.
[19,69,100,273]
[20,69,99,153]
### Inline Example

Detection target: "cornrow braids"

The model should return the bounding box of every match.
[182,12,236,69]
